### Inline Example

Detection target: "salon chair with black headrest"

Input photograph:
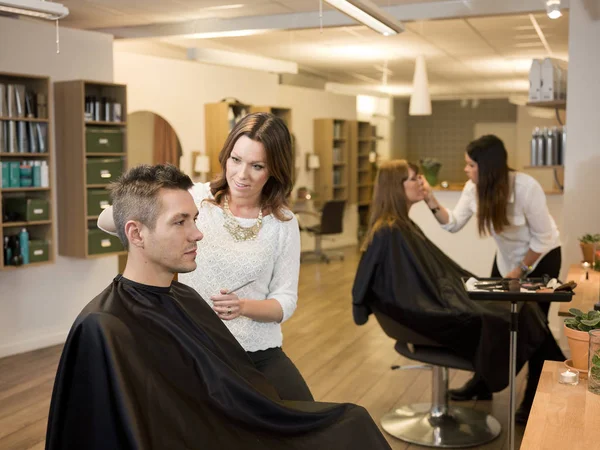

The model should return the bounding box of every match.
[371,305,501,448]
[297,200,346,263]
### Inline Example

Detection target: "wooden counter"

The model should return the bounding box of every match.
[559,264,600,316]
[521,361,600,449]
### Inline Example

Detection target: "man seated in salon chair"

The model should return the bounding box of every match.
[46,164,391,450]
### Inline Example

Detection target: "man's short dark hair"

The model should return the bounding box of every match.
[108,164,194,250]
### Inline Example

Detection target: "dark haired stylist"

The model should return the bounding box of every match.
[421,135,561,420]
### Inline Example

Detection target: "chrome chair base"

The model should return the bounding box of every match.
[381,403,501,448]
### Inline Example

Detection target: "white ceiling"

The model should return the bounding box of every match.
[56,0,570,98]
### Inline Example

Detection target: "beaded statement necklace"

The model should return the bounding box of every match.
[222,196,263,242]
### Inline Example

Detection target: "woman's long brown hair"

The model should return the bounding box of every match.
[207,112,293,222]
[361,160,420,251]
[466,135,511,236]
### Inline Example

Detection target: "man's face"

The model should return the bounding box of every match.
[142,189,203,274]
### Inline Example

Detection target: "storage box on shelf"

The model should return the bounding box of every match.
[54,80,127,258]
[1,72,54,270]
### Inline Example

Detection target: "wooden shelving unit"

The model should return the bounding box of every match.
[313,119,352,207]
[353,121,377,207]
[1,71,55,270]
[54,80,127,258]
[204,101,251,180]
[352,121,378,242]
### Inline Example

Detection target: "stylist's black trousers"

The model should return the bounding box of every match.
[491,246,562,318]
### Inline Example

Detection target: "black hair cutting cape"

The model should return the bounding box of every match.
[46,276,391,450]
[352,224,549,392]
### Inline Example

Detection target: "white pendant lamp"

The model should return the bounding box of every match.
[409,55,432,116]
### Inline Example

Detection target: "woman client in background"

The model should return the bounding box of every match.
[352,160,564,424]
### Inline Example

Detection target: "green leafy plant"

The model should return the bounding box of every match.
[419,158,442,186]
[579,234,600,244]
[564,308,600,332]
[591,350,600,383]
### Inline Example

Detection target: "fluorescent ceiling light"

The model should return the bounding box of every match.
[324,0,404,36]
[187,48,298,74]
[0,0,68,19]
[178,29,270,40]
[204,4,245,11]
[546,0,562,19]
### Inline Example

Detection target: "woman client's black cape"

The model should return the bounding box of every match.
[352,223,549,392]
[46,276,391,450]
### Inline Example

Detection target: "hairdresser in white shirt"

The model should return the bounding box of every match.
[421,134,562,412]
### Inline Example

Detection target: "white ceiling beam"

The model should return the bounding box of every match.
[95,0,571,40]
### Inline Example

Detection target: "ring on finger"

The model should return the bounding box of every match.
[226,306,232,315]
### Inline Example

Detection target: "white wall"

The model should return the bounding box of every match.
[277,85,359,250]
[0,17,117,358]
[112,50,360,252]
[563,0,600,269]
[113,50,279,175]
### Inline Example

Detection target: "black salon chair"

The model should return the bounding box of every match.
[371,305,501,448]
[297,200,346,263]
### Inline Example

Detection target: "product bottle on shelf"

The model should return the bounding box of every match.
[546,128,556,166]
[530,128,539,166]
[536,128,547,166]
[3,236,12,266]
[19,227,29,265]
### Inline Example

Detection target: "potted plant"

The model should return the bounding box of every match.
[419,158,442,187]
[578,234,600,263]
[564,308,600,371]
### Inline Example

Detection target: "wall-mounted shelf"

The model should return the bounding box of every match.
[0,71,55,270]
[526,100,566,109]
[54,80,128,258]
[524,165,564,169]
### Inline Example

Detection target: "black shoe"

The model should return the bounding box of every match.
[449,376,493,401]
[515,402,532,425]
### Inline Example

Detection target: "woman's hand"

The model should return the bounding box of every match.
[505,267,525,279]
[211,289,245,320]
[420,175,433,202]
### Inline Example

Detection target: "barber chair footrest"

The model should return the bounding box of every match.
[381,403,501,448]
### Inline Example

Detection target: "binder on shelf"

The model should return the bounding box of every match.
[36,93,47,119]
[17,121,28,153]
[8,120,17,153]
[36,123,47,153]
[25,91,36,118]
[0,83,6,116]
[14,85,26,118]
[7,85,15,117]
[0,121,5,153]
[27,122,38,153]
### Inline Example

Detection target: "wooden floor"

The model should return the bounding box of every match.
[0,247,526,449]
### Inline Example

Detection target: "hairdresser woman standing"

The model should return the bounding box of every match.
[422,135,561,417]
